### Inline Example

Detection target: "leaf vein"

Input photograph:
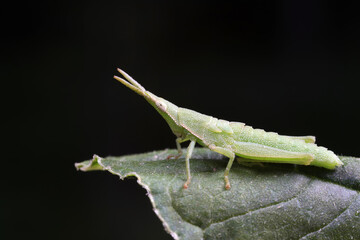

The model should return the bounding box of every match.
[203,178,314,230]
[299,193,359,239]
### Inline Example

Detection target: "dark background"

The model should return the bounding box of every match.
[2,1,359,239]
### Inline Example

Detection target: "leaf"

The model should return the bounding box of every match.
[75,148,360,240]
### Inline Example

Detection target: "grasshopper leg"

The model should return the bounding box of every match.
[232,141,314,165]
[282,135,316,143]
[167,137,186,160]
[209,144,235,190]
[183,140,196,189]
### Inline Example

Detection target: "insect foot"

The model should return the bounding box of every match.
[225,176,231,190]
[183,179,191,189]
[166,153,182,160]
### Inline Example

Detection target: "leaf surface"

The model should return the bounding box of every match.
[75,148,360,240]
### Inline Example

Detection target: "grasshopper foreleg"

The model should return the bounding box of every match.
[167,137,185,160]
[183,140,196,189]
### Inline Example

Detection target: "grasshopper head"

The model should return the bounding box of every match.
[114,68,184,137]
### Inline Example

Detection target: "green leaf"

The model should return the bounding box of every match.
[75,148,360,240]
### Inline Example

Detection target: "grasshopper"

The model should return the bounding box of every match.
[114,68,343,190]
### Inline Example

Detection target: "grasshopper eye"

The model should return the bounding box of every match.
[156,101,167,112]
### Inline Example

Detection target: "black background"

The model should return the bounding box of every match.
[3,1,360,239]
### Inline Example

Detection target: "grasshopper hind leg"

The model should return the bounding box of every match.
[283,135,316,143]
[209,144,235,190]
[233,141,314,165]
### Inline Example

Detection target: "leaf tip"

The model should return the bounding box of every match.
[74,154,104,172]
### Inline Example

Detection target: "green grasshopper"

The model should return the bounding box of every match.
[114,68,343,190]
